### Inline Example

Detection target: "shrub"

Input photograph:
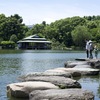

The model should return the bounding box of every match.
[1,41,15,49]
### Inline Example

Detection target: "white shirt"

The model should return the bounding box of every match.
[86,41,90,50]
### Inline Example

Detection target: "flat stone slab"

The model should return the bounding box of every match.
[46,68,81,77]
[74,64,91,68]
[55,67,99,76]
[64,61,88,68]
[65,59,100,69]
[30,89,94,100]
[75,58,99,61]
[7,81,59,98]
[19,75,81,89]
[75,58,100,69]
[18,71,71,81]
[75,58,89,61]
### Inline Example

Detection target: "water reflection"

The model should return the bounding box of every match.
[97,74,100,98]
[20,53,66,74]
[75,75,100,100]
[0,58,21,75]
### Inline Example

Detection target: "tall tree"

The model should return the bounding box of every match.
[72,26,91,48]
[0,14,28,41]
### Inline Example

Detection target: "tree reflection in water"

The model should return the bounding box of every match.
[97,72,100,98]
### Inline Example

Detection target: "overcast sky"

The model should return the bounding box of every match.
[0,0,100,25]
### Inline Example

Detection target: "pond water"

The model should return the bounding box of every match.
[0,50,100,100]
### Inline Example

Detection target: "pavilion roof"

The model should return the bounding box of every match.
[17,34,51,43]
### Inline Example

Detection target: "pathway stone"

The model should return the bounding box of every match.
[19,75,81,89]
[30,89,94,100]
[55,67,99,76]
[7,81,59,98]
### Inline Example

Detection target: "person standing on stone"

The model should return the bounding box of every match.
[89,40,94,59]
[94,44,98,59]
[85,39,90,58]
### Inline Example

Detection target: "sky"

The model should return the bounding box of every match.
[0,0,100,25]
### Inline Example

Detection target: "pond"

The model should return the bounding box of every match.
[0,50,100,100]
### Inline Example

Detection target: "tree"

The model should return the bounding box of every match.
[10,34,18,43]
[72,26,91,48]
[42,21,46,26]
[66,32,73,47]
[0,14,28,41]
[87,21,97,29]
[70,16,86,27]
[95,33,100,42]
[25,15,100,50]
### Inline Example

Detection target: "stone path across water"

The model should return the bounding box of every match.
[7,58,100,100]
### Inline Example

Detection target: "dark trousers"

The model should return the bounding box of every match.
[86,50,89,58]
[90,50,93,59]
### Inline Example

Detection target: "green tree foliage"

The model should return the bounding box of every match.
[0,14,28,41]
[72,26,91,48]
[87,21,97,29]
[1,14,100,50]
[25,15,100,49]
[70,16,86,27]
[1,41,15,49]
[26,23,46,37]
[10,34,18,43]
[84,15,100,21]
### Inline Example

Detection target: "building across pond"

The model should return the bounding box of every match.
[17,34,51,50]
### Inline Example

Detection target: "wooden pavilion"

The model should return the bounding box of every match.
[17,34,51,50]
